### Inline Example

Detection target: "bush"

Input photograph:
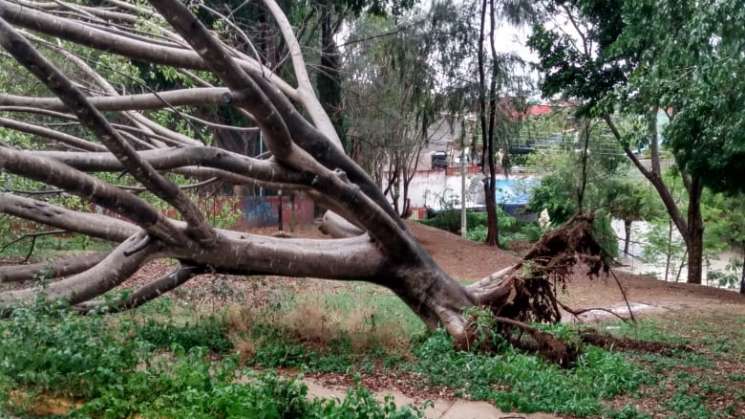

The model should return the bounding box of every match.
[423,208,539,247]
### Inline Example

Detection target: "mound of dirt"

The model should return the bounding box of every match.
[406,221,520,281]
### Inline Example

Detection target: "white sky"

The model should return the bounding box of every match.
[493,22,538,63]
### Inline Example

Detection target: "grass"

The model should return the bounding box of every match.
[1,279,743,418]
[604,314,745,418]
[0,302,424,418]
[0,233,114,262]
[228,283,423,364]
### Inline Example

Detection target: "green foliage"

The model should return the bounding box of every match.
[607,405,652,419]
[411,330,651,416]
[592,210,619,258]
[531,0,745,194]
[0,304,422,418]
[605,178,662,223]
[528,0,628,114]
[526,140,627,223]
[525,138,639,258]
[135,316,233,354]
[613,0,745,194]
[79,351,423,418]
[248,326,356,373]
[703,192,745,287]
[421,208,542,247]
[0,303,143,399]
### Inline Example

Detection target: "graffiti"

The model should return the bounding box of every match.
[238,195,317,228]
[243,197,277,226]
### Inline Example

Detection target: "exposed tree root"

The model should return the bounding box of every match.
[495,316,579,368]
[477,215,610,325]
[464,215,677,366]
[578,331,693,355]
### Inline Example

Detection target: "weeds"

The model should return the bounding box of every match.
[135,316,233,353]
[0,303,143,399]
[411,330,652,416]
[78,349,424,419]
[0,303,423,418]
[2,292,742,418]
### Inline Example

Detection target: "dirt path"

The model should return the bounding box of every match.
[303,377,560,419]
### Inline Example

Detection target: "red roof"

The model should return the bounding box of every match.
[525,104,554,116]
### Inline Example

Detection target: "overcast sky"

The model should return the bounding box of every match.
[493,22,537,63]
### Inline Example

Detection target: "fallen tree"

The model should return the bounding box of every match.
[0,0,612,362]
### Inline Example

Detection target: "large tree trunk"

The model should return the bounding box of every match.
[740,248,745,295]
[318,2,344,149]
[686,177,704,284]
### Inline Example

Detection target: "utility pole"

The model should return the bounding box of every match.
[460,119,468,239]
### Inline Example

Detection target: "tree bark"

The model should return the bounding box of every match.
[477,0,498,247]
[318,2,344,149]
[623,219,632,256]
[604,115,704,284]
[686,177,704,284]
[740,248,745,295]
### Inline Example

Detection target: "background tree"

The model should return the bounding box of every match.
[342,13,436,217]
[528,0,745,284]
[314,0,418,149]
[703,193,745,294]
[605,179,661,256]
[476,0,532,247]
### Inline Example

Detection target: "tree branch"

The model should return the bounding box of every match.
[0,19,215,245]
[0,0,298,98]
[262,0,343,150]
[0,193,139,241]
[603,114,690,239]
[0,88,235,112]
[75,263,206,313]
[0,252,108,283]
[0,231,159,308]
[0,148,177,241]
[0,116,106,151]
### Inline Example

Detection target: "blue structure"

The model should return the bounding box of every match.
[494,177,538,218]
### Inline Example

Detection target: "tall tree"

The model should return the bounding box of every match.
[528,0,745,284]
[465,0,530,246]
[316,0,417,150]
[342,13,436,217]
